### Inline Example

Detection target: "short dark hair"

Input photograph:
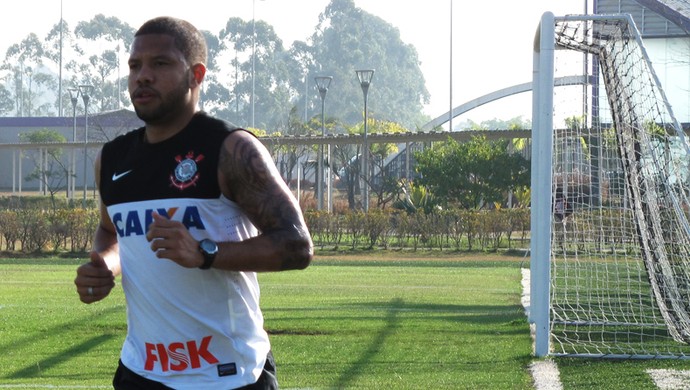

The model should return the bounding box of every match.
[135,16,207,66]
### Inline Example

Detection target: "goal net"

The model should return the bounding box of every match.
[531,12,690,358]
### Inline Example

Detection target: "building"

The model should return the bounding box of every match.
[0,109,142,193]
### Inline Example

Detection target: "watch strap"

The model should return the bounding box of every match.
[198,239,217,270]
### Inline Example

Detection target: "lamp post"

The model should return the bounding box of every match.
[251,0,265,128]
[449,0,454,132]
[315,75,332,212]
[356,69,374,212]
[79,84,94,208]
[251,0,256,128]
[67,87,80,200]
[25,67,33,117]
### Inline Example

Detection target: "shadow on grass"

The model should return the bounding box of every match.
[334,298,404,389]
[266,302,525,328]
[265,298,530,387]
[6,334,115,379]
[1,305,123,380]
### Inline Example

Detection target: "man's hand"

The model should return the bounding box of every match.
[75,251,115,304]
[146,212,204,268]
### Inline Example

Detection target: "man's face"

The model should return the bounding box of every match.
[128,34,192,125]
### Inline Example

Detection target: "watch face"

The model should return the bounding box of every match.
[200,239,218,255]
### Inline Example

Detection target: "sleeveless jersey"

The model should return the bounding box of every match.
[100,112,269,389]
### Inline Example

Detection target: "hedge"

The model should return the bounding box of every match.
[0,196,530,253]
[304,208,530,252]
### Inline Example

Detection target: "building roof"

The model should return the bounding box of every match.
[597,0,690,36]
[0,109,143,129]
[634,0,690,35]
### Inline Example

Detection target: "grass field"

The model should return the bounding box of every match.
[1,251,689,389]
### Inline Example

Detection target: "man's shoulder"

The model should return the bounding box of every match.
[104,127,144,150]
[194,112,243,133]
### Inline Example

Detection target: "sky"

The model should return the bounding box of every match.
[0,0,588,126]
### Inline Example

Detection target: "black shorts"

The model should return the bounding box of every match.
[113,351,278,389]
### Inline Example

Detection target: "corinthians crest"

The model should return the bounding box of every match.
[170,151,204,190]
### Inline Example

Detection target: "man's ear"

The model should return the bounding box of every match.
[190,63,206,86]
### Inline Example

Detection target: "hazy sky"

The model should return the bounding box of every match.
[1,0,586,124]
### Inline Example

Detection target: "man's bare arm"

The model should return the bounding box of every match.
[75,150,120,303]
[215,130,314,271]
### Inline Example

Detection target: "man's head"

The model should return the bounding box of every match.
[135,16,207,69]
[129,17,207,127]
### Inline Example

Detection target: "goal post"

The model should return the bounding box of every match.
[531,12,690,358]
[530,11,556,358]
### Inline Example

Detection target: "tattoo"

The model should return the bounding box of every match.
[277,225,313,270]
[220,133,313,270]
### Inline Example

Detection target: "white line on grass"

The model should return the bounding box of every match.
[530,360,563,390]
[647,369,690,389]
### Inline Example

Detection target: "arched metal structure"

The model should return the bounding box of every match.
[422,75,596,131]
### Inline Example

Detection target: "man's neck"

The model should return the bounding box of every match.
[144,109,198,144]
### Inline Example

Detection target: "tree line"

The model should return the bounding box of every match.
[0,0,429,132]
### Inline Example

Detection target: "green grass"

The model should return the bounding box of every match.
[0,254,532,389]
[261,258,533,389]
[1,253,689,389]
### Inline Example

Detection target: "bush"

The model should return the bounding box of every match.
[0,198,100,253]
[0,210,21,251]
[0,196,532,254]
[17,209,51,252]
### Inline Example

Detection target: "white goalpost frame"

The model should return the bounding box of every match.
[530,11,555,359]
[531,11,690,359]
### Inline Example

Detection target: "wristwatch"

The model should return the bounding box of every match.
[198,238,218,270]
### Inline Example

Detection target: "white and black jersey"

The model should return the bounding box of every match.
[100,112,270,389]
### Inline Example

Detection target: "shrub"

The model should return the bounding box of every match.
[0,210,20,251]
[0,195,533,254]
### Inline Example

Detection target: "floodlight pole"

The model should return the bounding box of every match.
[356,69,374,212]
[79,84,93,208]
[67,87,80,200]
[315,76,333,212]
[251,0,256,128]
[251,0,265,128]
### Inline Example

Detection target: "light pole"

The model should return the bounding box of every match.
[356,69,374,212]
[449,0,453,132]
[315,75,332,212]
[67,87,80,200]
[79,84,94,208]
[25,67,33,117]
[251,0,265,128]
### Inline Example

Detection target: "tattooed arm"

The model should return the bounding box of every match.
[145,129,313,271]
[213,130,314,271]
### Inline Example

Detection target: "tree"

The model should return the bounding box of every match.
[367,119,407,208]
[0,84,13,115]
[307,0,429,130]
[215,17,293,130]
[19,129,69,209]
[74,15,135,112]
[275,106,327,186]
[393,180,439,215]
[44,19,80,116]
[458,116,531,131]
[2,33,45,116]
[332,131,362,210]
[414,136,530,209]
[1,3,430,137]
[199,30,224,114]
[332,118,406,209]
